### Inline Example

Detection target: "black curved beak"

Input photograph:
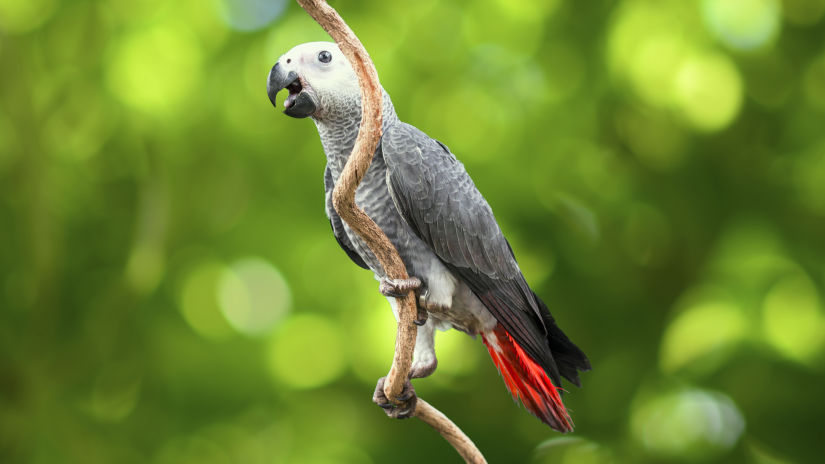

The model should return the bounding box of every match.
[266,62,289,106]
[267,62,316,119]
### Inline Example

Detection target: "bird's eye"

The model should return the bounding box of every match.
[318,50,332,63]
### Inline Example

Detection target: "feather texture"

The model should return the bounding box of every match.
[482,324,572,432]
[381,122,589,387]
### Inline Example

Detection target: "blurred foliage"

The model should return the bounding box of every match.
[1,0,825,463]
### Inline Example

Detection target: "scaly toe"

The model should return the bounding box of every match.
[372,377,391,408]
[397,380,416,402]
[379,277,422,298]
[372,377,417,419]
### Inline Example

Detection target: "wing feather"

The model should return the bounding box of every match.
[381,123,562,377]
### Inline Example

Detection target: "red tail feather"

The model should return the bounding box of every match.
[481,324,573,432]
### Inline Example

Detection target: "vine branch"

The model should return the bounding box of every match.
[293,1,486,462]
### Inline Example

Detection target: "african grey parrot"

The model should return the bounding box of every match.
[267,42,590,432]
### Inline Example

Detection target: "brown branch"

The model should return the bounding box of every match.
[416,399,486,464]
[293,1,486,463]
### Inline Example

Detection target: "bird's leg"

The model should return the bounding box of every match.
[379,276,428,325]
[409,318,438,379]
[372,376,417,419]
[414,304,428,326]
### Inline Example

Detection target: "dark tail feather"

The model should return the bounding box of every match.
[533,291,591,387]
[482,324,574,432]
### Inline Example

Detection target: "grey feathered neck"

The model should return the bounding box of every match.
[313,89,398,179]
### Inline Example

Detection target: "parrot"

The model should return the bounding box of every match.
[267,42,590,432]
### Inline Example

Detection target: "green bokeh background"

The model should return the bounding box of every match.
[2,0,825,463]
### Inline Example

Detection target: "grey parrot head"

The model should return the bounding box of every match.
[267,42,360,119]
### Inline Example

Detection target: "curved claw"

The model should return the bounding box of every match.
[414,305,429,326]
[372,376,417,419]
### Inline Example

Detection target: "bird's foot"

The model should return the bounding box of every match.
[379,276,428,325]
[379,276,422,298]
[373,376,417,419]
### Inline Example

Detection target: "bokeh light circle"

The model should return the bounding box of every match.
[762,273,825,363]
[267,313,346,389]
[178,262,235,341]
[702,0,781,51]
[674,52,743,132]
[631,388,745,459]
[215,0,286,32]
[660,301,747,373]
[534,437,613,464]
[105,24,203,116]
[218,257,292,337]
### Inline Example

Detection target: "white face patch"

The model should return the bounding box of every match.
[277,41,361,116]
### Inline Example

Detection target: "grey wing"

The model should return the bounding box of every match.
[325,166,369,270]
[381,123,564,385]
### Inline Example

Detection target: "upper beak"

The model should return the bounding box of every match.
[267,62,317,118]
[267,62,297,108]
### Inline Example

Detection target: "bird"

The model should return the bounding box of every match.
[267,41,590,432]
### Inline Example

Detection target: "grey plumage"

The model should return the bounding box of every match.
[319,92,589,387]
[382,122,566,382]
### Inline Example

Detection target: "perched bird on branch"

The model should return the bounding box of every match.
[267,42,590,432]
